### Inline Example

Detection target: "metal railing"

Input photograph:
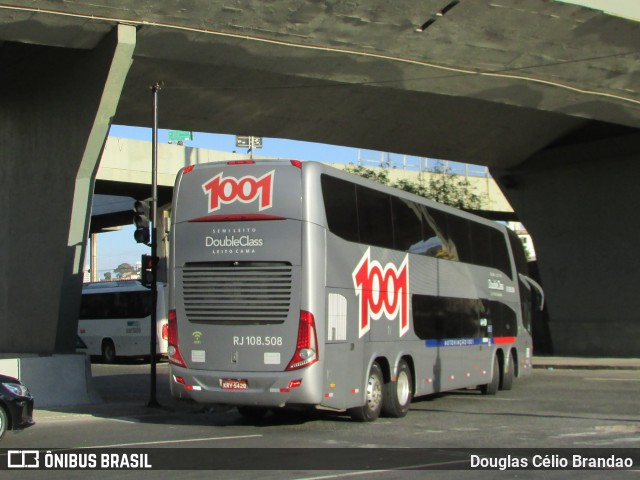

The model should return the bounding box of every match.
[356,150,490,178]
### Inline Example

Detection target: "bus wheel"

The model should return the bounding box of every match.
[237,406,268,421]
[350,362,383,422]
[501,351,515,391]
[382,359,413,418]
[102,339,116,364]
[480,355,499,395]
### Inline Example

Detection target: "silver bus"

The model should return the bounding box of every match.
[167,160,540,421]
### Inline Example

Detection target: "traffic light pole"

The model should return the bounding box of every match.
[148,82,161,408]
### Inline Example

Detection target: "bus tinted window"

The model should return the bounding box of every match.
[391,197,423,252]
[491,228,513,278]
[356,185,393,249]
[80,291,151,319]
[470,222,492,268]
[321,173,513,277]
[414,295,517,340]
[482,299,518,337]
[507,229,529,276]
[427,208,457,260]
[412,295,484,340]
[392,198,444,257]
[447,215,472,264]
[321,175,359,243]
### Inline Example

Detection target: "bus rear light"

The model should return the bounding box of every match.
[288,379,302,389]
[290,160,302,168]
[227,160,255,165]
[183,165,195,174]
[189,213,285,223]
[286,310,319,371]
[161,323,168,341]
[167,309,187,368]
[174,376,185,385]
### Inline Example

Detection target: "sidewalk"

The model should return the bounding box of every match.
[532,356,640,370]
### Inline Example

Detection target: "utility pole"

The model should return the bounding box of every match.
[90,233,98,282]
[148,82,161,408]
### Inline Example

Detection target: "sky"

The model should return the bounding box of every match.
[92,125,485,280]
[94,125,374,279]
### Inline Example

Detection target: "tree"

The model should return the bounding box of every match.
[424,163,486,210]
[391,177,428,197]
[113,263,136,280]
[104,272,112,281]
[343,164,390,185]
[343,163,487,210]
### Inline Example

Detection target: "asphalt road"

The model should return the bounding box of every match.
[2,362,639,479]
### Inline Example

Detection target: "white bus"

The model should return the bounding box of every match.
[78,281,169,362]
[167,160,541,421]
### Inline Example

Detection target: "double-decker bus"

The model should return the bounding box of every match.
[167,160,541,421]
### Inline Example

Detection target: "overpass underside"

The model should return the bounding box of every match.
[1,1,639,359]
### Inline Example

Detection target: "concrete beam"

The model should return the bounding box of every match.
[493,131,640,357]
[0,24,135,355]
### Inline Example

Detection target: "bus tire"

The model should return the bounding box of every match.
[102,339,116,364]
[350,361,384,422]
[501,351,515,391]
[382,359,412,418]
[480,355,499,395]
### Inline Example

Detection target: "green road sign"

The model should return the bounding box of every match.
[168,130,193,143]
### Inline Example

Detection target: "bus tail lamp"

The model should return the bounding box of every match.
[167,309,187,368]
[227,160,255,165]
[189,213,285,223]
[286,310,319,371]
[161,323,168,341]
[290,160,302,169]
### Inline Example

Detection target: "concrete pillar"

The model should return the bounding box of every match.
[494,132,640,357]
[0,24,136,355]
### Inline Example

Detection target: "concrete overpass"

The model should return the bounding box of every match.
[92,136,513,223]
[1,0,639,384]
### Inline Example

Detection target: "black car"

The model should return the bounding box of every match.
[0,374,35,439]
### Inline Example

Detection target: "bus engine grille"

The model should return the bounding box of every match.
[181,262,293,324]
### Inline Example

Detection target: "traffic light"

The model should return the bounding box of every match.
[140,254,158,288]
[133,199,151,245]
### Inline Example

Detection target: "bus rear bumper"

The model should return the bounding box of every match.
[169,364,322,407]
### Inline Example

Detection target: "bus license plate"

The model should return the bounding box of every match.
[220,379,248,390]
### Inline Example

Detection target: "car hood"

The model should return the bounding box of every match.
[0,374,20,384]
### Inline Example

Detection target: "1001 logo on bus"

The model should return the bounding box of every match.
[353,248,409,338]
[202,170,274,212]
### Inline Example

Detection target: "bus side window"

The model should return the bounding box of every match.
[321,175,359,243]
[356,185,393,249]
[491,228,513,279]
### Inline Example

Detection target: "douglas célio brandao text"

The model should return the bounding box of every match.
[470,453,634,470]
